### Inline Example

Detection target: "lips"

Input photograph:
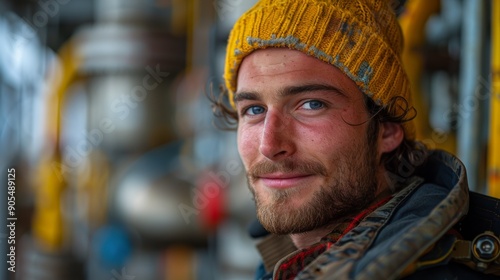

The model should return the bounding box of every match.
[258,173,313,189]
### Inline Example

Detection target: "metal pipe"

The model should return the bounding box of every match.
[457,0,486,192]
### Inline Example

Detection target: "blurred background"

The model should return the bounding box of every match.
[0,0,499,279]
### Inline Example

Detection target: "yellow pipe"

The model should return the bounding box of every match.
[33,40,81,251]
[488,1,500,198]
[399,0,456,153]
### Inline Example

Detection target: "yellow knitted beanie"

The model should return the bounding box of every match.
[224,0,415,139]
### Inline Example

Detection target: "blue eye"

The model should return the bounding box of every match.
[245,106,265,115]
[302,100,324,110]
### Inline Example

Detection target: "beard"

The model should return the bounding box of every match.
[247,139,379,235]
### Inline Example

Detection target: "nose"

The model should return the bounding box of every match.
[259,110,296,160]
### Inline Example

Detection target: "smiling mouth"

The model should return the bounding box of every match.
[258,174,314,189]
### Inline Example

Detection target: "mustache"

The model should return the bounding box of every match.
[248,159,328,178]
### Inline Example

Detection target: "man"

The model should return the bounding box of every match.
[212,0,500,279]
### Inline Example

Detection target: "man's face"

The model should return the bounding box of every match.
[235,48,382,235]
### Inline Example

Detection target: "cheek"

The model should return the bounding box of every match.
[237,126,258,164]
[300,118,343,144]
[299,118,367,153]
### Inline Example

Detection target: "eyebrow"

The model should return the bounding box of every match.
[233,83,346,104]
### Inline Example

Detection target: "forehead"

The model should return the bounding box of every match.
[235,48,363,99]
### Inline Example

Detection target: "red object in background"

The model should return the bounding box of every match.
[198,171,226,230]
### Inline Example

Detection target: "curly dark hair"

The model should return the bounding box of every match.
[363,95,428,189]
[207,83,428,189]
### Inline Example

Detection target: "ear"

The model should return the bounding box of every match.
[378,122,404,154]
